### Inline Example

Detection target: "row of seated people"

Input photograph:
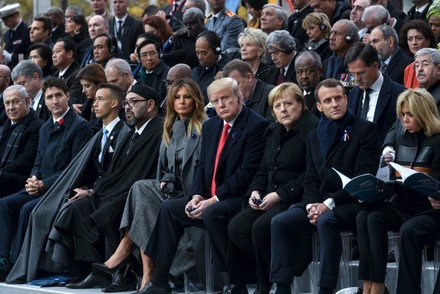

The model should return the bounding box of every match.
[1,29,440,294]
[2,0,432,122]
[0,65,439,294]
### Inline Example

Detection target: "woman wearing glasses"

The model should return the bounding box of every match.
[93,78,206,292]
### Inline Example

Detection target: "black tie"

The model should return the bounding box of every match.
[360,88,372,119]
[9,30,14,42]
[126,132,139,155]
[117,20,123,40]
[414,11,422,19]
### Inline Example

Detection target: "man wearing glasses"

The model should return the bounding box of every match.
[137,39,170,102]
[46,85,163,290]
[265,30,298,86]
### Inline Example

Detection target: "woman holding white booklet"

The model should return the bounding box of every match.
[356,88,440,294]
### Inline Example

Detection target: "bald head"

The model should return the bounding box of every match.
[350,0,370,28]
[88,15,109,39]
[0,65,11,92]
[166,64,192,89]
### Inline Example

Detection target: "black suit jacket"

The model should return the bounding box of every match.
[92,120,126,175]
[287,5,313,45]
[247,79,274,121]
[300,114,382,223]
[109,15,144,61]
[406,3,431,21]
[53,62,82,104]
[348,75,405,142]
[384,47,414,85]
[34,93,51,122]
[265,55,297,86]
[190,107,268,200]
[51,24,67,44]
[0,110,44,196]
[5,21,31,68]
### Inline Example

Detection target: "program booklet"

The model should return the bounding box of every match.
[389,162,440,200]
[332,156,391,203]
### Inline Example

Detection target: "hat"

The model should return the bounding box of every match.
[127,85,161,105]
[428,0,440,20]
[0,4,19,19]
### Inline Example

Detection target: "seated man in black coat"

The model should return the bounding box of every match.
[6,84,130,284]
[270,78,381,294]
[143,78,269,294]
[0,78,93,281]
[222,59,274,121]
[47,85,163,290]
[0,85,44,198]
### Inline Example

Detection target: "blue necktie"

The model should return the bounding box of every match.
[98,128,109,163]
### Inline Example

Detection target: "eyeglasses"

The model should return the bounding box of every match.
[123,99,147,108]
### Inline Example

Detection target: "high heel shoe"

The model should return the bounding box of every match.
[92,255,131,274]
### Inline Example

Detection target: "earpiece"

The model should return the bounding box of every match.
[318,14,327,32]
[215,46,221,54]
[345,35,353,43]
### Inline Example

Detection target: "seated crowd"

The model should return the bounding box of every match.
[1,0,440,294]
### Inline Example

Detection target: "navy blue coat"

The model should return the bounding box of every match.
[190,106,269,201]
[31,108,93,191]
[300,114,382,223]
[4,21,31,68]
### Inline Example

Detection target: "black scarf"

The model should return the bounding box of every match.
[317,109,354,159]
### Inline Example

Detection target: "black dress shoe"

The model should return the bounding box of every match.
[223,284,248,294]
[254,283,271,294]
[102,272,137,292]
[93,256,131,274]
[138,283,172,294]
[66,271,112,289]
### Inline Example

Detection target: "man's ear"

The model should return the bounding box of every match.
[316,101,323,112]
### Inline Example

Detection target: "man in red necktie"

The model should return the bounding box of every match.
[143,78,269,294]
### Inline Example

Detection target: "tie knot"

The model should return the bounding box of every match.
[365,88,372,95]
[118,20,123,25]
[103,128,109,135]
[223,123,231,133]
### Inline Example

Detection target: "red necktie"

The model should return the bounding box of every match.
[276,68,285,85]
[211,123,230,197]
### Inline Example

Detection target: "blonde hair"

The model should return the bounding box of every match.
[238,28,268,64]
[302,13,331,39]
[163,78,206,146]
[268,82,306,118]
[396,88,440,136]
[207,78,241,100]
